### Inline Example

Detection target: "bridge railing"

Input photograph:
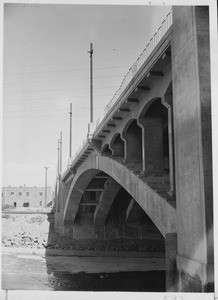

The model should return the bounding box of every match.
[67,139,87,167]
[103,10,172,118]
[66,10,172,173]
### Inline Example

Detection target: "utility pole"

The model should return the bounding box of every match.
[57,138,60,177]
[88,43,93,124]
[69,103,72,159]
[60,131,62,173]
[43,166,49,207]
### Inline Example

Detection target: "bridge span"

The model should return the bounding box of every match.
[54,6,213,293]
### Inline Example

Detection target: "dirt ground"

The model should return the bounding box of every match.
[1,212,165,252]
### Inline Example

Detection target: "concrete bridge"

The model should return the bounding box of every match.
[54,6,213,292]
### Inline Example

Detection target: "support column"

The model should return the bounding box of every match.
[165,233,178,292]
[126,199,144,223]
[110,134,124,159]
[122,120,142,162]
[94,178,121,238]
[140,117,164,174]
[162,93,175,196]
[172,6,213,291]
[54,180,69,235]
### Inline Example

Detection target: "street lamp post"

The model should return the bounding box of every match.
[60,131,62,173]
[69,103,72,159]
[88,43,93,129]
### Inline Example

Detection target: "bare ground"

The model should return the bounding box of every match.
[2,212,165,253]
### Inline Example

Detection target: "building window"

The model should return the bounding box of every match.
[10,192,14,196]
[40,201,42,206]
[39,192,43,196]
[14,202,17,207]
[23,202,29,207]
[26,192,29,196]
[19,192,22,196]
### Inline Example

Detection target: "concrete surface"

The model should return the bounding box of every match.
[172,6,213,291]
[63,156,176,237]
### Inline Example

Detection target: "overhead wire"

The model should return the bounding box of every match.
[5,65,130,76]
[4,85,119,95]
[4,92,114,101]
[4,53,138,70]
[4,74,124,85]
[4,107,104,113]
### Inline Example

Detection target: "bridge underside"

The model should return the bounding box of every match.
[67,170,168,242]
[55,155,177,291]
[54,6,213,293]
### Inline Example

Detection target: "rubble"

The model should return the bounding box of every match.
[2,213,164,252]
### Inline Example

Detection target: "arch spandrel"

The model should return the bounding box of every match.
[64,155,176,237]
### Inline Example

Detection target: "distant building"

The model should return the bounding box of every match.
[2,186,53,208]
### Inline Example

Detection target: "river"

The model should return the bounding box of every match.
[2,247,166,291]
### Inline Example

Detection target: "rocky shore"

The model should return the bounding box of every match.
[2,212,164,253]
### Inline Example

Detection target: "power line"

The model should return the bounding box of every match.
[4,74,124,85]
[4,55,137,70]
[5,65,129,76]
[4,107,103,113]
[4,93,114,102]
[3,114,93,119]
[4,85,119,95]
[3,94,116,103]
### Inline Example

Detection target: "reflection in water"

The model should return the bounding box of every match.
[45,212,166,291]
[46,271,166,291]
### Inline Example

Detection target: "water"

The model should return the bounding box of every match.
[2,250,166,291]
[45,271,166,291]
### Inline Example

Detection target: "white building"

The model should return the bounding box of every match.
[2,186,54,208]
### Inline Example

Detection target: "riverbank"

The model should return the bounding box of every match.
[2,212,165,253]
[2,212,166,291]
[2,245,165,258]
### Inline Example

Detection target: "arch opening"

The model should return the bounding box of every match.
[104,185,165,244]
[110,133,124,159]
[123,119,142,163]
[102,144,113,157]
[140,98,169,175]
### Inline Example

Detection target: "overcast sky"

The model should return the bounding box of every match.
[3,3,172,187]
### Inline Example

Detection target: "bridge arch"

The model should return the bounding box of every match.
[138,97,169,174]
[101,143,113,157]
[63,155,176,237]
[109,133,125,159]
[122,118,142,163]
[138,97,161,118]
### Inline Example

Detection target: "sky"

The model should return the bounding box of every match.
[3,3,172,187]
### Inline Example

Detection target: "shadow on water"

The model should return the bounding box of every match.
[44,211,166,292]
[45,271,166,291]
